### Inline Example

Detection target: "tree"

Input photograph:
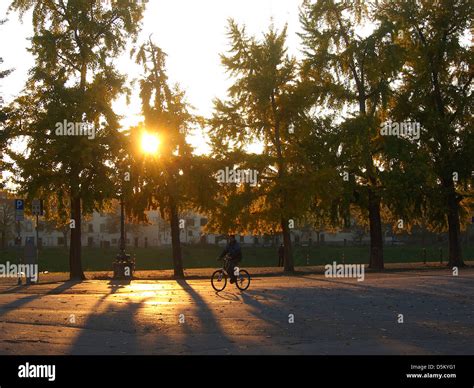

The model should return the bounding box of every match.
[377,0,473,267]
[127,39,213,278]
[210,20,314,273]
[300,0,404,270]
[5,0,145,279]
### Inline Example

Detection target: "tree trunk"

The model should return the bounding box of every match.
[281,218,294,273]
[169,198,184,279]
[445,181,464,267]
[69,196,85,280]
[368,189,384,270]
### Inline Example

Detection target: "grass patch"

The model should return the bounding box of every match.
[0,244,472,272]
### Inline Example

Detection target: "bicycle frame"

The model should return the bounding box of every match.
[219,255,240,277]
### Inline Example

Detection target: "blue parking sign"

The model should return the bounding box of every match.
[15,199,25,221]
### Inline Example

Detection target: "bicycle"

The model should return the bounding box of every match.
[211,255,251,292]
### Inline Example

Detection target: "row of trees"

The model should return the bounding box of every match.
[208,0,473,272]
[0,0,472,280]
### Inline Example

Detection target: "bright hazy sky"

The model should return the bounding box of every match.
[0,0,304,154]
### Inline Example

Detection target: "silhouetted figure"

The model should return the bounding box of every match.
[278,243,284,267]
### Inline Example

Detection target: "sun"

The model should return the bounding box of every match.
[141,132,160,155]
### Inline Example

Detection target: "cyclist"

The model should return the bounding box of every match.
[218,234,242,284]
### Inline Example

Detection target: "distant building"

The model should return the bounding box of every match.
[0,191,379,248]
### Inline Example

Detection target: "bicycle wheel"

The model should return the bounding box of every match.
[235,269,250,291]
[211,269,227,292]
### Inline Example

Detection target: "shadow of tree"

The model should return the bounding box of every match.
[0,281,82,319]
[236,274,474,354]
[172,279,239,354]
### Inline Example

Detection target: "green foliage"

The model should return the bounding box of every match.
[209,20,314,236]
[126,38,216,223]
[3,0,145,277]
[376,0,473,233]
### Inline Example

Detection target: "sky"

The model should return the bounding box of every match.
[0,0,304,155]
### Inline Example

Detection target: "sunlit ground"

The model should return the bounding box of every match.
[0,269,473,355]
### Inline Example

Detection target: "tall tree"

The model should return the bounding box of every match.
[5,0,145,279]
[210,20,314,273]
[300,0,404,270]
[127,39,213,278]
[377,0,473,267]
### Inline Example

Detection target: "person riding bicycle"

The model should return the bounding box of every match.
[218,235,242,284]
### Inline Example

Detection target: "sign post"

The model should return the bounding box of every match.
[14,199,24,285]
[32,199,43,284]
[32,199,43,244]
